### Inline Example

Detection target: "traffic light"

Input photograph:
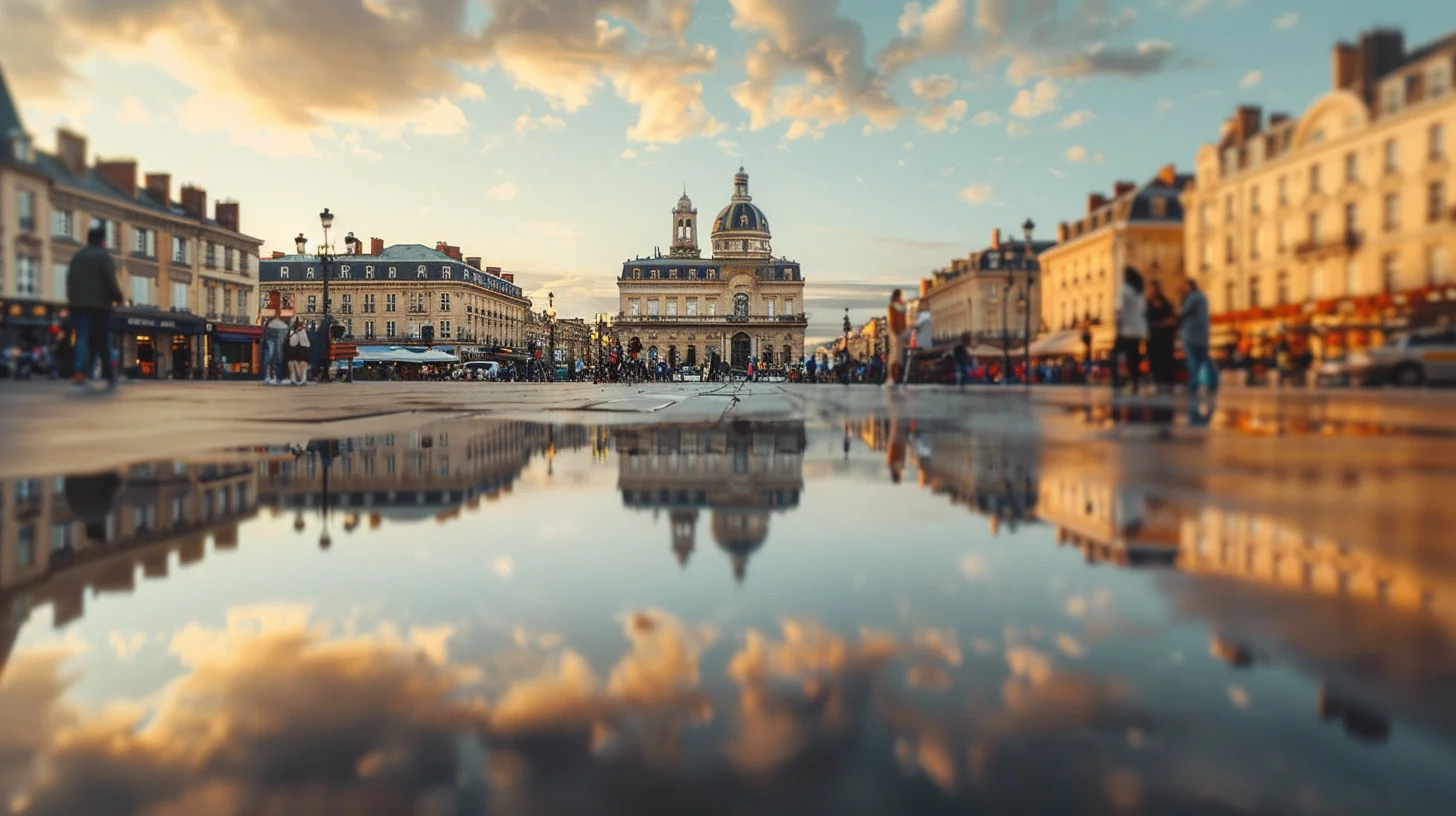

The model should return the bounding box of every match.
[421,325,435,344]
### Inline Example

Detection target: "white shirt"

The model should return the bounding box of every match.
[1117,284,1149,339]
[913,310,933,349]
[288,329,310,348]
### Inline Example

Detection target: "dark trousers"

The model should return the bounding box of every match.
[1113,336,1143,391]
[71,307,115,384]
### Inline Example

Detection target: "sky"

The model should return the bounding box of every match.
[4,0,1455,342]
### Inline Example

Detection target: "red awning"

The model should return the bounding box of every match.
[213,323,262,338]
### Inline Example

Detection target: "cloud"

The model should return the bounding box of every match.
[1155,98,1177,113]
[1240,70,1264,89]
[959,553,989,579]
[492,555,516,578]
[969,110,1001,127]
[1005,120,1030,138]
[916,99,968,133]
[621,148,638,159]
[1048,167,1068,179]
[409,97,469,136]
[1009,78,1060,118]
[1180,0,1213,15]
[514,113,567,133]
[878,0,970,75]
[343,132,384,161]
[1065,145,1106,163]
[960,183,994,204]
[1273,12,1299,30]
[941,165,955,176]
[115,97,152,126]
[1054,109,1095,130]
[488,182,518,202]
[909,74,957,101]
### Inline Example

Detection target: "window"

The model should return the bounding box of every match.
[386,293,397,312]
[206,286,218,313]
[1224,280,1237,312]
[52,263,68,298]
[364,321,376,338]
[340,293,352,314]
[766,299,776,318]
[708,300,716,316]
[440,320,451,339]
[440,292,450,311]
[1310,264,1323,299]
[1383,81,1403,115]
[16,256,38,296]
[223,289,232,314]
[1250,186,1261,214]
[1249,228,1260,260]
[307,294,317,312]
[171,236,189,265]
[130,276,152,305]
[51,209,74,239]
[17,189,34,231]
[1384,193,1400,231]
[1225,195,1234,222]
[1345,152,1358,182]
[17,525,34,568]
[1430,246,1449,284]
[1248,275,1261,308]
[1345,203,1359,236]
[1277,221,1288,252]
[686,297,698,316]
[171,282,188,309]
[629,299,640,316]
[204,242,217,269]
[1385,138,1399,173]
[1383,253,1399,292]
[1434,123,1447,161]
[733,293,749,317]
[363,293,375,313]
[1434,63,1452,97]
[1276,270,1289,304]
[90,217,120,250]
[1308,212,1321,243]
[666,299,678,316]
[785,298,794,315]
[1224,235,1236,263]
[1151,198,1167,219]
[386,320,397,337]
[1308,163,1321,194]
[133,227,156,257]
[647,298,659,316]
[1431,181,1447,223]
[1277,176,1288,206]
[1345,260,1359,295]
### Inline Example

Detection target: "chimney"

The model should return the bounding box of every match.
[1057,222,1069,242]
[95,159,138,196]
[215,199,240,232]
[370,237,384,256]
[465,256,482,269]
[990,227,1001,250]
[1112,181,1137,198]
[1087,193,1108,213]
[56,128,86,175]
[445,244,462,261]
[501,273,514,284]
[1332,42,1360,90]
[1234,105,1262,143]
[919,278,931,299]
[145,173,171,206]
[271,251,285,259]
[179,184,206,219]
[1360,29,1405,90]
[486,266,502,277]
[1269,111,1290,127]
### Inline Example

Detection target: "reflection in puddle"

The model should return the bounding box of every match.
[3,417,1456,814]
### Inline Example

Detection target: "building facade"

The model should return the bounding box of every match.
[1,65,263,378]
[256,242,530,360]
[922,227,1053,350]
[614,167,808,370]
[1182,28,1456,360]
[1038,165,1192,354]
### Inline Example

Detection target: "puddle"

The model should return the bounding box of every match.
[4,416,1456,814]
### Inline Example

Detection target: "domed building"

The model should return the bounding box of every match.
[616,166,807,371]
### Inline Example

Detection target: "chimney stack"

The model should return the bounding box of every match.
[215,199,240,232]
[95,159,138,196]
[990,227,1001,250]
[1087,193,1108,213]
[145,173,171,206]
[1112,181,1137,198]
[271,251,285,259]
[465,256,482,269]
[919,278,931,299]
[1057,222,1069,242]
[1332,42,1360,90]
[56,128,86,175]
[179,184,206,219]
[370,237,384,255]
[1360,29,1405,92]
[1235,106,1262,142]
[1269,111,1291,127]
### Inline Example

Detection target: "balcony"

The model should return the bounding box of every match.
[612,312,809,325]
[1294,231,1361,260]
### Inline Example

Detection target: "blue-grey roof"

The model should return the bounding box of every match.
[619,256,801,281]
[259,250,524,299]
[0,62,22,143]
[712,201,770,235]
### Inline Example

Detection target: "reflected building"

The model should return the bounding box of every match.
[256,422,590,532]
[1,462,259,679]
[615,422,805,580]
[1037,449,1184,567]
[916,429,1040,531]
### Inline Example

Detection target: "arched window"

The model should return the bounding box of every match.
[733,293,749,318]
[417,265,428,279]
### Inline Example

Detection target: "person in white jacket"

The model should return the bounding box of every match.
[1114,267,1149,393]
[285,318,312,385]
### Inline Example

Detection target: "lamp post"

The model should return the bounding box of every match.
[295,208,336,382]
[842,307,851,387]
[546,291,556,383]
[1001,267,1013,384]
[1022,218,1036,387]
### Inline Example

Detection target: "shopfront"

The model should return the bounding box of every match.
[0,299,69,376]
[210,323,262,379]
[111,308,208,380]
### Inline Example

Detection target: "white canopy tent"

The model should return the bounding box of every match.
[354,346,459,364]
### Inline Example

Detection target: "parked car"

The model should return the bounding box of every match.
[1345,328,1456,386]
[463,361,501,381]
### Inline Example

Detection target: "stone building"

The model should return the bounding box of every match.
[1182,27,1456,359]
[257,241,529,361]
[1037,165,1193,355]
[921,227,1054,351]
[614,167,808,370]
[0,63,263,377]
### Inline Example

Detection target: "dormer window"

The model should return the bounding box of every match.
[280,267,290,280]
[1384,80,1404,115]
[365,265,374,279]
[1431,63,1451,98]
[1151,198,1168,219]
[388,266,397,279]
[739,215,749,227]
[417,265,427,278]
[669,269,678,279]
[632,268,642,279]
[442,268,451,279]
[305,267,315,279]
[339,264,351,279]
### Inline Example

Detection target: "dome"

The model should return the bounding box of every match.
[713,201,770,235]
[710,165,773,259]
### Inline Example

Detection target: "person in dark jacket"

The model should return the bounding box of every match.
[66,226,125,389]
[1145,280,1178,392]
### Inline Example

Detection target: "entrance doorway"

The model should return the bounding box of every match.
[731,332,751,370]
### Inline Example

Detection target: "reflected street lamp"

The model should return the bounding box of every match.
[296,208,337,382]
[1022,218,1036,387]
[841,308,852,387]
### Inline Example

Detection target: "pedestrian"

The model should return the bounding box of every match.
[66,225,125,391]
[887,289,908,387]
[286,317,312,384]
[1145,280,1178,393]
[910,305,932,385]
[953,333,970,390]
[1113,267,1148,393]
[1178,278,1217,395]
[262,310,289,385]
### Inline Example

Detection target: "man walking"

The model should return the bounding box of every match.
[1179,278,1218,395]
[66,226,124,390]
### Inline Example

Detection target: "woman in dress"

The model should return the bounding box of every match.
[285,318,311,385]
[1114,267,1148,393]
[1145,280,1178,392]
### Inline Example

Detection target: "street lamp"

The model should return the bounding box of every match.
[546,291,556,383]
[1022,218,1036,387]
[1002,265,1013,384]
[841,307,851,386]
[296,207,336,382]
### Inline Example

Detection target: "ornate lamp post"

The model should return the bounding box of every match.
[1002,266,1013,384]
[842,307,852,386]
[295,208,336,382]
[1022,218,1036,386]
[547,291,556,383]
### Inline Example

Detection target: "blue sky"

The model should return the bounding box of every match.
[5,0,1454,340]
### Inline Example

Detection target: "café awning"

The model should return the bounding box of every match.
[355,345,459,364]
[1028,330,1085,356]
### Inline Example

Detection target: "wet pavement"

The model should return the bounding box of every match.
[3,384,1456,814]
